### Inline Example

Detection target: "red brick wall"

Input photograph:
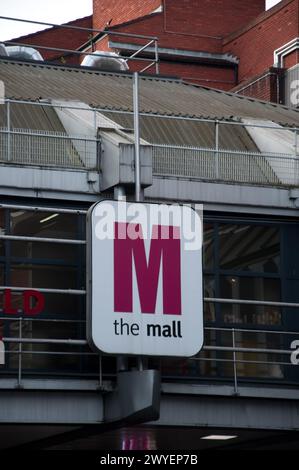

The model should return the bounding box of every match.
[126,57,235,90]
[284,49,299,68]
[231,68,283,103]
[93,0,161,30]
[102,0,265,53]
[106,13,223,53]
[159,61,236,89]
[164,0,265,37]
[9,16,93,64]
[224,0,299,82]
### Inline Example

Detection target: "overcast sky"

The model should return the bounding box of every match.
[0,0,282,41]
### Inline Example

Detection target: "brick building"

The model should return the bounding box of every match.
[4,1,299,104]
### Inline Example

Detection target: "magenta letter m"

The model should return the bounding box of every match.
[114,223,181,315]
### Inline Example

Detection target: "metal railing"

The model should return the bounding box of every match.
[1,98,299,187]
[1,126,299,187]
[0,128,98,169]
[152,144,299,188]
[0,16,160,74]
[0,315,298,392]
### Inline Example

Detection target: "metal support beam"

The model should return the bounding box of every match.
[105,370,160,423]
[0,203,87,214]
[156,394,299,431]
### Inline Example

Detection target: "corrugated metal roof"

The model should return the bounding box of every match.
[102,112,257,150]
[1,59,299,127]
[0,102,65,131]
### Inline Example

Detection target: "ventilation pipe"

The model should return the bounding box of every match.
[5,46,43,61]
[81,51,128,72]
[0,44,8,57]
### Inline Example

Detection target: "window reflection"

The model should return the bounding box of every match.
[10,241,79,263]
[10,264,78,290]
[10,211,77,239]
[203,223,214,269]
[220,276,281,326]
[7,319,81,371]
[0,210,5,256]
[219,224,280,273]
[204,276,215,322]
[219,330,283,379]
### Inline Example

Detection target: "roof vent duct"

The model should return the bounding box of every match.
[81,51,129,72]
[5,46,43,61]
[0,44,8,57]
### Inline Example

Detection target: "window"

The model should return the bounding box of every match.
[0,207,89,376]
[219,224,280,273]
[220,276,281,326]
[200,220,284,381]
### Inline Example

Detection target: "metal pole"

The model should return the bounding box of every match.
[114,185,128,372]
[17,318,22,388]
[114,186,126,201]
[133,72,143,202]
[154,40,159,75]
[232,328,238,395]
[215,120,219,179]
[94,109,97,136]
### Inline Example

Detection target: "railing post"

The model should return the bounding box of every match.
[215,120,219,179]
[17,317,22,388]
[294,129,299,186]
[6,100,11,162]
[93,109,99,171]
[133,72,143,201]
[232,328,238,395]
[154,40,159,75]
[93,108,97,137]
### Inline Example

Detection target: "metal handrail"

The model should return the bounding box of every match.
[0,336,292,356]
[0,128,98,143]
[1,124,298,185]
[2,98,299,133]
[152,143,299,159]
[0,235,85,244]
[0,15,160,73]
[3,41,154,65]
[0,203,87,214]
[0,97,297,130]
[0,282,297,308]
[0,286,86,295]
[0,318,297,389]
[204,297,299,308]
[0,126,98,170]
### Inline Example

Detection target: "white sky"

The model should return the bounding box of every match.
[0,0,282,41]
[0,1,93,41]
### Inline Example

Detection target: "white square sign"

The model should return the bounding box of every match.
[87,200,203,357]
